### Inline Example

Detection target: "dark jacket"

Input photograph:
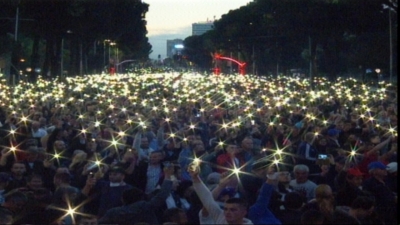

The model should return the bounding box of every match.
[98,179,173,225]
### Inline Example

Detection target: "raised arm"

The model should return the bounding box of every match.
[188,162,223,222]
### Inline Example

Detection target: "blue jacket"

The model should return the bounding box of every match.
[248,183,282,225]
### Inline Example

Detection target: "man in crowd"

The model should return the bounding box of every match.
[289,164,317,202]
[188,162,253,224]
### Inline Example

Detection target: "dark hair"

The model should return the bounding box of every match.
[163,207,185,223]
[122,187,145,205]
[27,173,43,182]
[175,180,193,197]
[351,196,375,210]
[225,197,248,210]
[54,172,71,184]
[301,210,324,224]
[4,190,28,204]
[284,192,305,210]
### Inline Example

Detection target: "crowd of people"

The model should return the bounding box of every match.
[0,72,397,225]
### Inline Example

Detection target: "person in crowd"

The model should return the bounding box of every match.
[296,132,319,174]
[45,185,84,224]
[336,167,370,207]
[236,136,258,172]
[5,161,28,192]
[188,162,253,224]
[162,138,182,162]
[216,140,241,174]
[163,207,189,224]
[300,209,324,225]
[276,191,304,225]
[1,190,29,223]
[30,121,48,140]
[132,131,155,162]
[130,150,165,194]
[82,166,133,217]
[325,128,341,149]
[289,164,317,202]
[98,165,174,225]
[362,161,397,225]
[336,196,376,225]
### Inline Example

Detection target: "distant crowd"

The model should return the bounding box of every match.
[0,73,397,225]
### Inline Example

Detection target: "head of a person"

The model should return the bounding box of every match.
[241,137,254,152]
[346,168,364,188]
[3,190,28,213]
[108,167,126,183]
[224,141,239,156]
[54,140,66,151]
[53,172,71,187]
[317,138,327,147]
[223,197,248,224]
[27,173,44,190]
[149,150,164,165]
[301,209,324,224]
[39,117,47,127]
[31,121,40,131]
[121,187,145,205]
[315,184,334,203]
[293,164,309,183]
[351,196,375,220]
[163,207,188,225]
[278,170,292,184]
[192,140,205,154]
[76,214,98,225]
[206,172,221,188]
[368,161,388,179]
[52,186,80,206]
[283,191,304,210]
[334,156,346,172]
[11,161,26,177]
[369,134,381,145]
[304,132,316,144]
[251,160,269,178]
[25,146,40,162]
[327,129,340,139]
[140,136,149,149]
[56,167,70,175]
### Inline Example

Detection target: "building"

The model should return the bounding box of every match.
[192,21,214,36]
[166,39,184,58]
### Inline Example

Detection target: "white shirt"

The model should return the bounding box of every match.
[145,165,161,194]
[32,128,48,138]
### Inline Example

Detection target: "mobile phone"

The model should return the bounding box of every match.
[318,154,328,160]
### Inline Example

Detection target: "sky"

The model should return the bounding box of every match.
[143,0,251,59]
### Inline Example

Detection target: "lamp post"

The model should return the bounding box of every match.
[103,39,110,68]
[61,30,73,80]
[109,41,116,61]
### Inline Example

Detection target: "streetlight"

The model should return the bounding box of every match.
[103,39,110,68]
[109,41,116,61]
[61,30,73,80]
